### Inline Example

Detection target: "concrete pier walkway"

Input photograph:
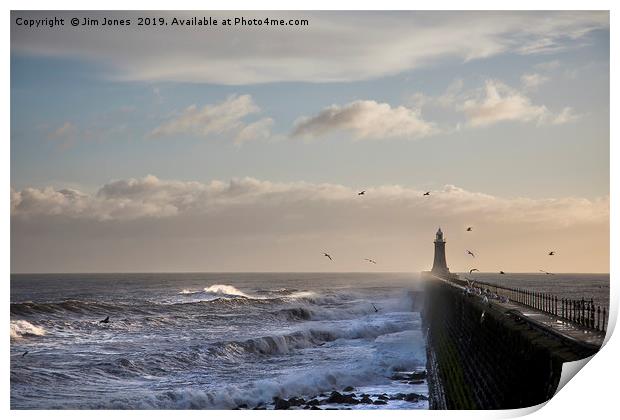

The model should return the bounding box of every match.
[430,273,605,349]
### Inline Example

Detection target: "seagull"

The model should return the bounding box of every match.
[466,227,473,232]
[372,304,379,313]
[364,258,377,264]
[423,191,430,196]
[466,250,476,258]
[548,251,555,256]
[22,351,29,357]
[499,271,506,275]
[323,253,333,261]
[539,269,554,275]
[358,191,366,196]
[469,268,479,274]
[99,316,110,324]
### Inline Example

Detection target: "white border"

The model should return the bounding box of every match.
[3,2,616,419]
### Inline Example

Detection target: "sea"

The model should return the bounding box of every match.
[10,273,427,410]
[10,272,609,410]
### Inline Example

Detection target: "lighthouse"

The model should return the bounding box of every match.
[431,227,450,275]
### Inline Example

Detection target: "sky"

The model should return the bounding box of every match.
[10,11,609,273]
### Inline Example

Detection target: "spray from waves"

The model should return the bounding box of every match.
[94,329,427,409]
[11,320,46,339]
[203,285,249,297]
[178,284,250,298]
[208,316,419,360]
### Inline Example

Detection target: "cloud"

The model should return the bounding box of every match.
[291,100,436,140]
[534,60,561,72]
[11,176,609,272]
[12,175,608,227]
[521,73,549,90]
[47,122,78,148]
[461,80,552,127]
[550,107,582,125]
[11,11,608,84]
[150,94,273,144]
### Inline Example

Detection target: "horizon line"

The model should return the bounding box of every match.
[10,270,611,276]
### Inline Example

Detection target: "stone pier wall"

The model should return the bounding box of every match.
[421,273,599,410]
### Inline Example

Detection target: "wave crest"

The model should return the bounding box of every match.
[11,320,46,339]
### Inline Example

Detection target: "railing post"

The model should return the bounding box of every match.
[581,300,586,327]
[603,307,607,332]
[554,296,558,316]
[590,299,595,329]
[597,306,601,331]
[561,298,565,318]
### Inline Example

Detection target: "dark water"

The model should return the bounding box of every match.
[11,273,427,409]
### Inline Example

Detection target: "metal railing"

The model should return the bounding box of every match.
[469,279,607,333]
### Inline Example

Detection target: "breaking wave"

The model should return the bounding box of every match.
[11,320,46,339]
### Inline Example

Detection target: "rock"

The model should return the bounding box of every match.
[373,400,388,405]
[360,396,373,404]
[327,391,359,405]
[273,397,291,410]
[311,406,322,410]
[377,394,389,401]
[288,397,305,407]
[408,371,427,380]
[307,399,320,406]
[343,386,355,392]
[401,393,428,402]
[408,380,424,385]
[235,404,248,409]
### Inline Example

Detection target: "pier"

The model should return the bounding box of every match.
[421,228,606,409]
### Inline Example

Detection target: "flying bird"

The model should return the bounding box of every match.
[466,250,476,258]
[364,258,377,264]
[358,191,366,196]
[372,304,379,313]
[323,253,333,261]
[548,251,555,256]
[423,191,430,196]
[499,271,506,275]
[99,316,110,324]
[466,227,473,232]
[539,269,554,275]
[469,268,479,274]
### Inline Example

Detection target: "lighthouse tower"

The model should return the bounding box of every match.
[431,227,450,275]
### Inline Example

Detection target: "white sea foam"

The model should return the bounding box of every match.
[103,326,426,409]
[203,284,250,297]
[10,320,46,339]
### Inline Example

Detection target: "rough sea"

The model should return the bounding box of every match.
[10,273,428,409]
[10,272,609,409]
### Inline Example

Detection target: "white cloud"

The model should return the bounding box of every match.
[550,107,582,125]
[291,100,436,140]
[150,94,273,144]
[521,73,549,90]
[461,80,549,127]
[11,11,608,84]
[11,176,609,272]
[11,176,608,227]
